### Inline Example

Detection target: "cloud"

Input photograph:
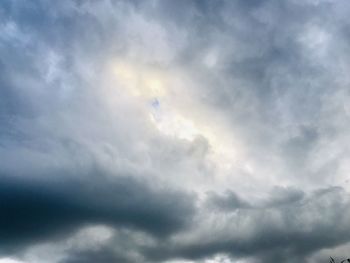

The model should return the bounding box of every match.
[53,186,350,263]
[206,190,252,211]
[1,0,350,262]
[140,187,350,263]
[0,172,195,254]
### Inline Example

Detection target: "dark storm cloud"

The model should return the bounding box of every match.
[0,172,195,254]
[140,187,350,263]
[60,248,133,263]
[57,186,350,263]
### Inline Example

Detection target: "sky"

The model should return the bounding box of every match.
[1,0,350,262]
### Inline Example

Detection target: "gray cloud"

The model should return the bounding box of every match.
[60,248,133,263]
[55,186,350,263]
[141,187,350,263]
[0,171,195,255]
[1,0,350,262]
[207,190,252,211]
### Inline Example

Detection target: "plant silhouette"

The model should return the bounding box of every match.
[330,257,350,263]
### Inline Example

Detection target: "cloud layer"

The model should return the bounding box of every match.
[1,0,350,262]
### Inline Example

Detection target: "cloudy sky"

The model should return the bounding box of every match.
[1,0,350,262]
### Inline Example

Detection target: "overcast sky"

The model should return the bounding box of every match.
[1,0,350,262]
